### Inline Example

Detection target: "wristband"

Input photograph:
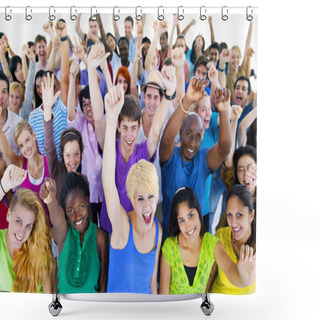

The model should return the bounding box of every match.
[0,180,7,194]
[179,97,189,114]
[164,90,176,101]
[60,36,68,42]
[218,67,225,72]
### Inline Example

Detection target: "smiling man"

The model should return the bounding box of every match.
[34,34,48,74]
[160,78,231,240]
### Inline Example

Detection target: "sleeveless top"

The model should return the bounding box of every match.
[211,227,255,294]
[57,219,101,294]
[107,216,159,294]
[0,229,14,292]
[21,155,51,226]
[162,232,219,294]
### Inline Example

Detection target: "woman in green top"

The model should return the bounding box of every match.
[159,186,256,294]
[40,172,108,293]
[0,164,54,293]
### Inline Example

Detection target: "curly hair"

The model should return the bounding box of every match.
[10,189,55,292]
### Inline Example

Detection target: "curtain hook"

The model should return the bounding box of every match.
[246,6,253,21]
[113,6,120,21]
[200,6,207,21]
[5,6,12,21]
[221,6,228,21]
[135,6,142,21]
[70,6,77,21]
[157,6,164,21]
[25,6,32,21]
[49,6,56,21]
[90,7,97,21]
[177,6,184,21]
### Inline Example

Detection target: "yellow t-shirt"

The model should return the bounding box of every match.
[210,227,255,295]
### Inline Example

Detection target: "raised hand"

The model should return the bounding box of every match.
[245,164,257,187]
[69,59,80,79]
[134,43,144,64]
[171,47,185,68]
[172,14,178,27]
[43,21,53,34]
[40,177,57,205]
[26,48,36,62]
[219,48,230,66]
[215,88,231,113]
[207,62,218,87]
[156,65,176,96]
[230,104,242,122]
[136,20,144,40]
[246,47,255,59]
[52,35,61,51]
[156,20,168,34]
[237,244,256,287]
[55,20,67,38]
[73,36,85,62]
[1,164,27,193]
[87,43,109,70]
[41,73,61,120]
[185,77,209,103]
[104,84,125,117]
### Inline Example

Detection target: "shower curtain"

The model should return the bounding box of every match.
[0,4,257,312]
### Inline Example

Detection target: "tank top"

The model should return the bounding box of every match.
[107,216,159,293]
[21,155,51,226]
[57,219,101,294]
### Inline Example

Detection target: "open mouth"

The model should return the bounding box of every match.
[233,227,241,234]
[186,228,195,237]
[187,148,195,153]
[15,233,23,242]
[126,139,134,146]
[25,149,32,157]
[75,220,83,229]
[143,212,152,225]
[235,96,242,104]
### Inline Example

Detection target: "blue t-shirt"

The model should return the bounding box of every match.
[161,146,211,240]
[185,81,211,96]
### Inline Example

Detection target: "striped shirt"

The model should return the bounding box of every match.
[28,96,68,162]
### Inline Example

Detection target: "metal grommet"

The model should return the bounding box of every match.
[135,6,142,21]
[157,6,164,21]
[25,6,32,21]
[113,6,120,21]
[90,7,97,21]
[49,6,56,21]
[177,6,184,21]
[5,6,12,21]
[246,6,253,21]
[221,6,228,21]
[200,6,207,21]
[70,6,77,21]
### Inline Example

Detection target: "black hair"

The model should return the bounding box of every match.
[79,85,90,113]
[10,56,23,83]
[209,42,220,53]
[161,31,168,40]
[142,37,151,45]
[190,36,205,65]
[118,94,141,126]
[0,70,9,92]
[226,184,256,249]
[234,76,251,95]
[124,16,134,27]
[233,145,256,185]
[33,69,44,108]
[59,172,90,217]
[168,186,206,238]
[118,36,129,47]
[59,127,84,170]
[193,55,208,76]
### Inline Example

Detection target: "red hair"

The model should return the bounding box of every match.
[115,66,131,94]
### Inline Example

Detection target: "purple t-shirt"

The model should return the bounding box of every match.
[100,139,156,233]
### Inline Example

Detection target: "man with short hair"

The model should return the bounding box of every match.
[0,71,22,157]
[160,78,231,239]
[34,34,48,74]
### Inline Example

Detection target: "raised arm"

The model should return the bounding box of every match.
[217,48,230,89]
[159,77,208,164]
[45,35,60,72]
[0,164,27,202]
[21,44,29,81]
[245,47,255,79]
[96,13,113,61]
[102,85,129,246]
[40,178,68,251]
[42,21,55,59]
[87,43,109,149]
[224,104,242,168]
[112,19,120,42]
[131,44,144,99]
[67,59,79,122]
[204,16,215,56]
[147,65,177,160]
[167,14,178,58]
[145,20,168,73]
[73,36,87,68]
[181,18,196,36]
[214,240,256,288]
[238,102,257,147]
[0,40,12,81]
[240,20,254,73]
[170,47,185,109]
[206,88,231,170]
[55,20,69,107]
[75,13,85,41]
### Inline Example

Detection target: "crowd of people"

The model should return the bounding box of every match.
[0,13,257,295]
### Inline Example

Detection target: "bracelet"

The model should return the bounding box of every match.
[60,36,68,42]
[179,97,189,114]
[164,90,176,101]
[0,180,7,194]
[218,67,225,72]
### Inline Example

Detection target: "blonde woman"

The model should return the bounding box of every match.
[0,166,54,292]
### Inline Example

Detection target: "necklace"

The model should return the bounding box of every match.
[232,237,241,260]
